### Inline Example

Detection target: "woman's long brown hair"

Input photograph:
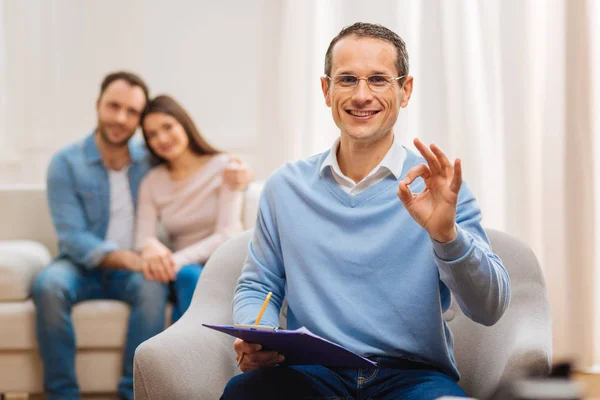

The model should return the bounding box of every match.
[141,95,220,164]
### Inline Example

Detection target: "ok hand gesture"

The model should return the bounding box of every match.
[397,139,462,243]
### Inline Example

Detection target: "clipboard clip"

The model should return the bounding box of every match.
[233,323,279,332]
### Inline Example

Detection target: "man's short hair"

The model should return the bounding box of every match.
[98,71,150,103]
[324,22,409,84]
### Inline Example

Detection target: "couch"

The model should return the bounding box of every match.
[134,229,552,400]
[0,183,263,398]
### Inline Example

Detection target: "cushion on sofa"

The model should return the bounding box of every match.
[0,241,51,301]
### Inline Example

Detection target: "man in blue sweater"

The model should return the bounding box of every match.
[222,22,510,399]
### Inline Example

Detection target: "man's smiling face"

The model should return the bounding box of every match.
[321,35,412,143]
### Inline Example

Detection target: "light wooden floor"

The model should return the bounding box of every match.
[575,371,600,398]
[19,373,600,399]
[30,395,115,400]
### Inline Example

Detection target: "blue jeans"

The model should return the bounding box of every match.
[221,357,467,400]
[171,263,203,322]
[32,259,169,400]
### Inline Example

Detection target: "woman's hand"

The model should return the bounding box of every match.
[141,238,177,283]
[223,156,255,191]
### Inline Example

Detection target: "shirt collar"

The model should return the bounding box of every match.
[319,135,406,180]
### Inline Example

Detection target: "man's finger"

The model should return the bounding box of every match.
[397,164,431,205]
[430,143,453,174]
[239,359,267,373]
[245,350,281,366]
[242,355,283,371]
[397,181,413,205]
[404,163,432,185]
[237,341,262,354]
[449,159,462,194]
[414,138,441,174]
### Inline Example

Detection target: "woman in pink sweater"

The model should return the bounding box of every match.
[136,95,247,321]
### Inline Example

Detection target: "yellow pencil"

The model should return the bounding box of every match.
[254,292,273,325]
[237,291,273,367]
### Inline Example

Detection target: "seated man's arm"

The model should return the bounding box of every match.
[233,179,285,328]
[232,180,286,371]
[47,153,122,269]
[397,139,510,326]
[432,187,511,326]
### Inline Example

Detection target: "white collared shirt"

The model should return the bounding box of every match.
[320,135,406,195]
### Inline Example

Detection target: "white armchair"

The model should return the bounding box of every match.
[134,228,552,400]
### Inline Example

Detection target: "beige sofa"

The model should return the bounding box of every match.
[0,183,263,398]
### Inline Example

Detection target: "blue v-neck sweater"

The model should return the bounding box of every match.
[233,148,510,380]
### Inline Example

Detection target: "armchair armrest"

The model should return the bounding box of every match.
[134,231,253,400]
[502,327,552,380]
[0,241,51,301]
[134,287,240,399]
[500,280,552,383]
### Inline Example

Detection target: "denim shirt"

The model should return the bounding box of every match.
[46,132,151,269]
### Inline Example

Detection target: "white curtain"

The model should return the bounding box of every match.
[263,0,600,369]
[589,0,600,369]
[0,0,9,163]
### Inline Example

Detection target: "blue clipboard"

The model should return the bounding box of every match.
[202,323,377,368]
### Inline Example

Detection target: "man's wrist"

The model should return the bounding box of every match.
[125,251,144,272]
[99,250,119,268]
[431,225,458,244]
[100,250,143,271]
[431,225,472,262]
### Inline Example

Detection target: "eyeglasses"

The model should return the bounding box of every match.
[325,74,406,92]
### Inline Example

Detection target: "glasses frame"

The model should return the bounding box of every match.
[324,74,407,91]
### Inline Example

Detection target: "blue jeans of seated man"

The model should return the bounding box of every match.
[171,263,203,322]
[32,258,169,400]
[221,357,467,400]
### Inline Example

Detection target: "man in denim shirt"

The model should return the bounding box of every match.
[32,71,253,400]
[30,71,162,400]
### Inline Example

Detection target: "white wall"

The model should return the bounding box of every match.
[0,0,283,184]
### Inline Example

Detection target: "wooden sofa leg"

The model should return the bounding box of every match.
[3,393,30,400]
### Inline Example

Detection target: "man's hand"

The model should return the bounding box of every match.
[100,250,146,272]
[223,156,254,191]
[234,338,284,373]
[140,238,176,283]
[397,138,462,243]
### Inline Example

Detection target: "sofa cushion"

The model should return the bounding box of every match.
[0,299,172,350]
[0,350,122,393]
[0,241,51,301]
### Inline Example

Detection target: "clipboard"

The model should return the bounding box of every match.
[202,323,377,368]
